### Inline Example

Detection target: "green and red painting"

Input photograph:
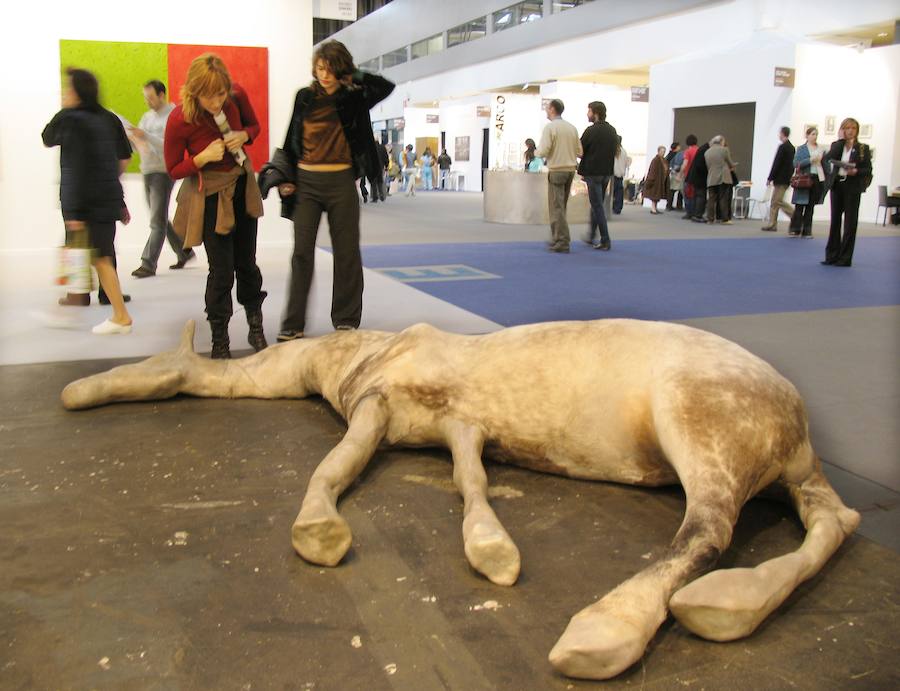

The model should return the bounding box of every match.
[59,40,269,173]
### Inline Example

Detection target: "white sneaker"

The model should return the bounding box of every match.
[92,319,132,335]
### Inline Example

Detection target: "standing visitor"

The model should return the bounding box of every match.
[577,100,617,250]
[535,99,582,253]
[788,126,825,238]
[437,148,452,189]
[644,146,669,215]
[821,117,871,267]
[275,41,395,340]
[165,53,267,358]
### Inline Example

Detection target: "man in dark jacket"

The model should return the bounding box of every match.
[577,101,618,250]
[761,126,795,231]
[42,67,133,333]
[687,141,710,222]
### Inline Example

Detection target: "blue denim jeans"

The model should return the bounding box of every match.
[583,175,611,244]
[140,172,190,271]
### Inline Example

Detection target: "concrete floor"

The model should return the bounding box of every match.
[1,193,899,689]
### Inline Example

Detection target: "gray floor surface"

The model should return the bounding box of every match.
[1,192,898,689]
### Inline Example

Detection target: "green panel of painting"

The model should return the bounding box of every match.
[59,40,168,173]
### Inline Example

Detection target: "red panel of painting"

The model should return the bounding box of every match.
[167,44,269,172]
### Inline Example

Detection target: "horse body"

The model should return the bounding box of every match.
[61,319,859,680]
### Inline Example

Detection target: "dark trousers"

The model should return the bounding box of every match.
[202,173,266,322]
[547,170,575,249]
[282,168,362,332]
[140,172,189,271]
[612,176,624,214]
[790,179,823,235]
[370,174,386,202]
[692,186,707,218]
[706,185,727,222]
[584,175,611,244]
[826,180,861,264]
[667,186,683,210]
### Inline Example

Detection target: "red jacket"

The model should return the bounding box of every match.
[164,83,260,180]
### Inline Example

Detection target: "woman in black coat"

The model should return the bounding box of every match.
[42,68,133,334]
[821,117,872,267]
[276,41,394,340]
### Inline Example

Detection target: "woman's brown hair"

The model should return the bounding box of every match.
[180,53,232,124]
[311,40,356,88]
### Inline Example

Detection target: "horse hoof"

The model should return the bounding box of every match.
[548,609,646,680]
[291,511,352,567]
[464,522,521,586]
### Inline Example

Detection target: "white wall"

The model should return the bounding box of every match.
[649,35,900,222]
[648,33,797,215]
[439,95,492,191]
[0,0,311,252]
[792,43,900,223]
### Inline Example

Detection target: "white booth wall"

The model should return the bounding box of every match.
[0,0,311,253]
[791,42,900,223]
[649,34,900,222]
[648,33,796,217]
[439,95,492,192]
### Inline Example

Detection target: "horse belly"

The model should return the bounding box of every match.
[484,432,679,487]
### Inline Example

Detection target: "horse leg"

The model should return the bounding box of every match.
[549,486,738,680]
[291,395,389,567]
[445,420,521,586]
[669,460,859,641]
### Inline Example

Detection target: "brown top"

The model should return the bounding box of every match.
[301,92,351,166]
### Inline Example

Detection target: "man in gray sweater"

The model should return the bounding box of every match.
[535,99,582,253]
[129,80,194,278]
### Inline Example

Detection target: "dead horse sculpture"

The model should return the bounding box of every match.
[61,319,859,680]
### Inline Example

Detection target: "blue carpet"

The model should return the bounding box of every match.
[362,236,900,325]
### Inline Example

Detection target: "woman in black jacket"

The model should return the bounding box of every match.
[42,67,134,335]
[821,117,872,267]
[276,41,394,341]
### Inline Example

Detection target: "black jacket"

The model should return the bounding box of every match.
[577,120,618,176]
[258,148,297,219]
[823,139,872,195]
[283,71,395,183]
[42,106,131,222]
[768,140,796,185]
[686,143,710,188]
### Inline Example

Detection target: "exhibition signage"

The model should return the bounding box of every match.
[312,0,357,21]
[774,67,795,87]
[426,114,440,124]
[631,86,649,102]
[476,105,491,117]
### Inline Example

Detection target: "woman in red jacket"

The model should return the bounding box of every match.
[165,53,267,358]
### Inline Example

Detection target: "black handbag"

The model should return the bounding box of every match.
[790,166,812,189]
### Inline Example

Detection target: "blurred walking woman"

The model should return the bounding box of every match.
[165,53,267,358]
[276,40,394,341]
[42,68,133,334]
[789,126,825,238]
[821,117,872,267]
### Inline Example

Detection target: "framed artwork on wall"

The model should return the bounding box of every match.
[825,116,836,135]
[455,135,470,162]
[859,124,873,139]
[59,39,269,172]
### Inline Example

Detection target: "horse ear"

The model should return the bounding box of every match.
[178,320,196,354]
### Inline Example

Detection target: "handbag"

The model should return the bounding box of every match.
[790,166,812,189]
